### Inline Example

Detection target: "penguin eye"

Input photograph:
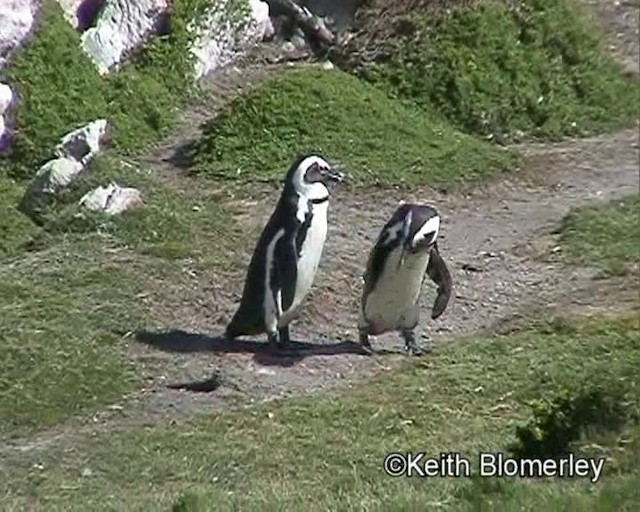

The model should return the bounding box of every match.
[305,163,324,182]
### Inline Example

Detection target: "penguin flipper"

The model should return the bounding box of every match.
[274,235,298,312]
[426,242,452,320]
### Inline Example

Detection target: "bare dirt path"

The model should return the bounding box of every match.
[1,0,638,455]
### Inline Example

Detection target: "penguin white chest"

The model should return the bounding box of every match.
[281,201,328,321]
[361,247,431,335]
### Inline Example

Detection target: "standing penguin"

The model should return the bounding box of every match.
[358,203,452,356]
[225,153,344,351]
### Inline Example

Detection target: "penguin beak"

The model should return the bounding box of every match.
[324,167,345,183]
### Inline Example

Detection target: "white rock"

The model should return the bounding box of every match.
[54,119,108,166]
[79,182,143,215]
[0,82,12,113]
[57,0,108,30]
[0,82,12,147]
[81,0,169,75]
[56,0,85,28]
[31,157,85,195]
[190,0,271,79]
[0,0,37,69]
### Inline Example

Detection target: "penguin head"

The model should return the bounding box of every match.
[407,207,440,254]
[286,153,344,200]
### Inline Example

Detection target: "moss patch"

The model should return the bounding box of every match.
[193,66,517,186]
[1,0,209,180]
[341,0,640,142]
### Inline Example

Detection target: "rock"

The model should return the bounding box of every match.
[0,82,12,150]
[30,157,85,195]
[190,0,271,79]
[19,156,86,216]
[79,182,142,215]
[57,0,107,31]
[0,0,38,69]
[81,0,170,75]
[54,118,108,166]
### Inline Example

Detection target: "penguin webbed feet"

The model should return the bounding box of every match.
[402,329,429,357]
[267,326,295,355]
[358,329,375,356]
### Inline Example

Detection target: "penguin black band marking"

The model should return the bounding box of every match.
[310,196,329,204]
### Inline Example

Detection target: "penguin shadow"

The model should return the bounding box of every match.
[165,139,198,169]
[133,329,370,368]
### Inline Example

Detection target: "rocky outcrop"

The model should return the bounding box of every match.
[0,0,39,148]
[0,0,38,68]
[190,0,272,79]
[80,0,169,75]
[76,0,272,78]
[57,0,106,31]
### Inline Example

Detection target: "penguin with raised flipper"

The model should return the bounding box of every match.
[225,153,344,351]
[358,202,452,356]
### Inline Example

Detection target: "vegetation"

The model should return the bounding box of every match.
[0,0,637,509]
[0,0,212,180]
[555,194,640,276]
[31,156,241,265]
[193,67,518,186]
[341,0,640,142]
[0,155,252,435]
[1,313,638,509]
[0,240,144,434]
[0,176,39,258]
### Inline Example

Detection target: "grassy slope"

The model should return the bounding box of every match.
[0,0,204,180]
[342,0,640,142]
[1,314,638,510]
[555,194,640,277]
[0,176,40,258]
[193,67,518,186]
[0,155,246,436]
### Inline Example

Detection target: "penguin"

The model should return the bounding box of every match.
[225,153,344,351]
[357,203,453,356]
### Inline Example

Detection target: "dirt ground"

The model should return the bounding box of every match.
[2,0,638,452]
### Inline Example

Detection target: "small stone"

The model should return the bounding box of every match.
[79,182,143,215]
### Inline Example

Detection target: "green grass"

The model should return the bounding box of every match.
[193,66,518,187]
[0,0,217,180]
[0,154,250,435]
[1,313,638,510]
[28,155,241,266]
[343,0,640,142]
[0,241,145,435]
[0,175,40,258]
[555,194,640,276]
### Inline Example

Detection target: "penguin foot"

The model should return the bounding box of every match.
[267,329,297,357]
[359,330,375,356]
[405,344,425,357]
[278,326,291,348]
[402,330,427,357]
